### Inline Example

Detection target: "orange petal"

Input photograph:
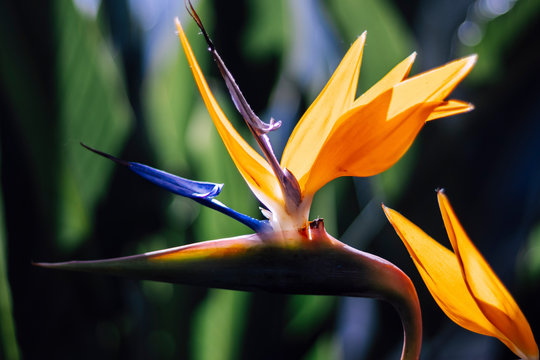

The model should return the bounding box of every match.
[387,55,477,120]
[438,192,539,359]
[175,18,282,210]
[281,33,366,184]
[382,205,501,338]
[427,99,474,121]
[353,52,417,107]
[300,90,438,196]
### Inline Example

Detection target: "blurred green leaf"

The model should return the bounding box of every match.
[521,222,540,282]
[192,289,250,360]
[0,150,20,360]
[0,2,59,231]
[464,0,540,84]
[326,0,415,92]
[303,333,339,360]
[243,0,288,59]
[54,1,133,251]
[143,24,201,172]
[285,295,335,337]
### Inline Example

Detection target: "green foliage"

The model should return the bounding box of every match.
[55,1,133,250]
[327,0,415,92]
[0,151,20,360]
[464,0,540,83]
[243,0,288,59]
[2,0,538,358]
[521,223,540,282]
[192,290,250,360]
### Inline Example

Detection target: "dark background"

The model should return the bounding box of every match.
[1,0,539,359]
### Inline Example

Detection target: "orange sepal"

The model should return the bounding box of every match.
[300,90,440,196]
[383,204,499,337]
[281,33,366,183]
[438,192,538,360]
[175,18,282,211]
[387,55,477,120]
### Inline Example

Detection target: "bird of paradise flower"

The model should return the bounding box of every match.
[37,3,477,359]
[383,190,538,360]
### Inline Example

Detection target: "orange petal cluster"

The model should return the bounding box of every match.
[383,191,538,360]
[175,18,475,230]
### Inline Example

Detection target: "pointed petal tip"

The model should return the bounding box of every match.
[381,203,398,222]
[33,260,75,270]
[174,17,184,35]
[403,52,417,65]
[80,142,129,167]
[460,54,478,72]
[437,188,449,202]
[352,31,367,48]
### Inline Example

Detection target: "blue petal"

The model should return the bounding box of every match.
[129,162,222,199]
[81,143,271,233]
[130,164,270,232]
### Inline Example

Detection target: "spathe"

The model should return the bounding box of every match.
[37,220,422,360]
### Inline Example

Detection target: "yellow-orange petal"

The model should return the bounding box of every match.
[438,192,539,359]
[300,90,439,196]
[353,52,417,107]
[426,99,474,121]
[382,204,501,337]
[175,18,282,211]
[281,33,366,184]
[388,55,477,120]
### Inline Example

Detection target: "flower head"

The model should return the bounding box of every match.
[38,7,479,359]
[383,191,538,360]
[175,13,476,233]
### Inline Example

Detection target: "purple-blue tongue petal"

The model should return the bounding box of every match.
[80,143,270,232]
[128,162,223,199]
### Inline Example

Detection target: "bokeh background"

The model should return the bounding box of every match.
[1,0,540,359]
